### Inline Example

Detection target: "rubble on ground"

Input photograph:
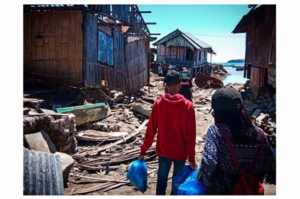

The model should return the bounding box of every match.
[23,113,77,154]
[24,131,57,153]
[55,152,75,187]
[226,82,276,150]
[23,71,275,195]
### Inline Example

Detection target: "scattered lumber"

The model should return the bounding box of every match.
[73,119,149,159]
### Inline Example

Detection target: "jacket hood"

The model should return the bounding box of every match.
[161,94,187,111]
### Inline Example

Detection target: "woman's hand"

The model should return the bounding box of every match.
[197,170,202,180]
[138,154,144,161]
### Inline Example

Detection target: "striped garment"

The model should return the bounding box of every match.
[199,124,275,195]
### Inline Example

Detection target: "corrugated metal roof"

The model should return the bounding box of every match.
[181,31,212,49]
[153,29,215,53]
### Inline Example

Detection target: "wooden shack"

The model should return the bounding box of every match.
[233,5,276,94]
[24,5,156,95]
[153,29,216,77]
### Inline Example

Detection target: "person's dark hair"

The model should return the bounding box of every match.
[165,71,182,86]
[214,108,258,142]
[212,88,258,141]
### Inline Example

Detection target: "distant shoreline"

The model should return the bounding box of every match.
[227,59,245,63]
[211,62,245,68]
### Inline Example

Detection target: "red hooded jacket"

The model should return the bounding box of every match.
[140,94,196,162]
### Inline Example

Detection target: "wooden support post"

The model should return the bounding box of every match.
[82,8,87,87]
[210,53,212,75]
[148,40,150,93]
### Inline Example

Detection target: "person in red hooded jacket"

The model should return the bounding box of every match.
[138,71,196,195]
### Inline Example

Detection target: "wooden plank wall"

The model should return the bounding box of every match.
[85,13,102,87]
[24,11,83,83]
[125,38,148,94]
[113,29,125,91]
[246,5,276,68]
[114,29,125,71]
[250,67,261,88]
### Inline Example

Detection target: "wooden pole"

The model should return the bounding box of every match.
[148,40,151,93]
[210,52,212,75]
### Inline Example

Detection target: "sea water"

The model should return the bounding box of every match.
[214,62,249,85]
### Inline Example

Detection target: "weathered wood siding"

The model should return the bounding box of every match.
[85,13,101,87]
[114,29,125,71]
[245,5,276,68]
[156,45,166,63]
[105,28,126,91]
[24,11,83,83]
[112,5,131,24]
[244,5,276,89]
[125,39,148,94]
[196,49,208,65]
[250,67,261,88]
[166,35,194,50]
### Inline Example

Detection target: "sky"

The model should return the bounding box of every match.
[138,4,250,63]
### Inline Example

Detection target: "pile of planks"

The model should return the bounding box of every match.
[68,119,161,194]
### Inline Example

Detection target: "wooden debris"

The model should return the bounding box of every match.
[79,165,119,171]
[74,119,148,158]
[70,174,129,183]
[23,108,31,115]
[71,169,157,195]
[75,131,129,142]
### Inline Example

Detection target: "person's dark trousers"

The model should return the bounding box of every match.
[156,156,185,195]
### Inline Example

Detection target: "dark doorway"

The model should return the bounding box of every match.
[186,48,193,61]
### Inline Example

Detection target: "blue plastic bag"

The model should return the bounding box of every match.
[126,159,148,193]
[172,165,193,194]
[177,169,206,195]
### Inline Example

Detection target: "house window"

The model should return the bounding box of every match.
[160,45,166,56]
[98,31,113,65]
[198,51,202,61]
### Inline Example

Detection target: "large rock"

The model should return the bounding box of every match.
[23,114,77,154]
[55,152,75,188]
[24,131,57,153]
[131,103,152,117]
